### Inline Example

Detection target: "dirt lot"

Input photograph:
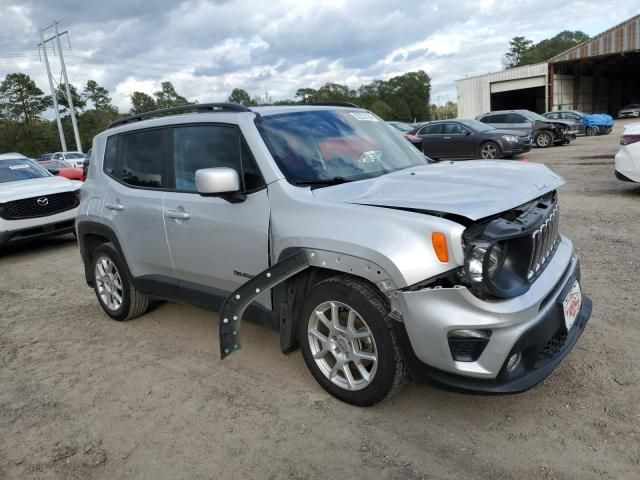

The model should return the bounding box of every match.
[1,121,639,480]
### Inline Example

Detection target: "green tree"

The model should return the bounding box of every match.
[505,31,590,68]
[294,88,317,104]
[368,99,393,119]
[504,36,533,68]
[0,73,51,123]
[56,83,86,115]
[83,80,113,111]
[154,81,189,109]
[228,88,256,106]
[130,91,157,114]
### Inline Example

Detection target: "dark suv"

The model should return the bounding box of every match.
[476,110,578,148]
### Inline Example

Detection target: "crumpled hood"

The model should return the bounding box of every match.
[0,176,81,203]
[312,161,565,221]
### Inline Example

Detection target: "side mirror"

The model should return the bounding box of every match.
[195,167,246,203]
[465,130,472,136]
[48,168,59,175]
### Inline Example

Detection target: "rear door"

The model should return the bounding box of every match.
[479,114,507,130]
[162,124,271,305]
[100,128,174,279]
[416,123,445,157]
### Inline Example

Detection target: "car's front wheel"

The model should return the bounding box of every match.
[480,141,500,159]
[92,243,149,321]
[534,131,553,148]
[298,276,407,406]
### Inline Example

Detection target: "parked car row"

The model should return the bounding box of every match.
[37,151,87,168]
[543,110,613,136]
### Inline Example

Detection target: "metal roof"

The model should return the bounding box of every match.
[550,14,640,63]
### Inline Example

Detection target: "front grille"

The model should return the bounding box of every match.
[527,203,560,280]
[0,191,79,220]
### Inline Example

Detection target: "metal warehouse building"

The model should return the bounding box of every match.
[457,14,640,118]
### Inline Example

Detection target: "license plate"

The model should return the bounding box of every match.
[562,281,582,331]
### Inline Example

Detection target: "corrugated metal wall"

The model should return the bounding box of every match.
[550,14,640,62]
[456,63,548,118]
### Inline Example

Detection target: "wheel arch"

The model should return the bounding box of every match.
[77,221,132,287]
[274,247,395,355]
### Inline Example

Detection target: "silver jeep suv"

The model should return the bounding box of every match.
[77,103,591,406]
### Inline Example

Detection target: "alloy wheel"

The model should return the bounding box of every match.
[481,143,498,159]
[307,301,378,391]
[95,256,124,312]
[536,133,551,147]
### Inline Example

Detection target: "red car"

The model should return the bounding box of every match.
[39,160,85,181]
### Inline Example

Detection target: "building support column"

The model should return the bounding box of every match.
[548,63,555,111]
[573,65,582,110]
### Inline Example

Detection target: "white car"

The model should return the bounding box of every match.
[0,153,81,247]
[614,123,640,183]
[51,151,86,168]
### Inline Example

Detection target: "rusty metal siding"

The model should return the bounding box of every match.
[550,14,640,62]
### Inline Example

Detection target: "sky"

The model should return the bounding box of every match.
[0,0,638,113]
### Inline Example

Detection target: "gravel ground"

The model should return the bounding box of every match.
[1,120,639,479]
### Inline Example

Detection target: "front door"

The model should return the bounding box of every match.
[162,124,270,305]
[441,122,477,158]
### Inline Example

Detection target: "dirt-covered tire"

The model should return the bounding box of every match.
[534,131,553,148]
[298,275,407,406]
[92,242,149,321]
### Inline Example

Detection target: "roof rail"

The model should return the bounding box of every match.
[108,103,254,129]
[310,102,361,108]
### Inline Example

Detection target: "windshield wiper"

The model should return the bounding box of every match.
[294,177,353,186]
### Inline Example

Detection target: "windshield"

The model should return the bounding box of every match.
[522,111,548,121]
[65,152,85,159]
[0,158,51,183]
[257,110,428,184]
[461,119,496,133]
[388,122,413,132]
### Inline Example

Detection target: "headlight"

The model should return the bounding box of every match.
[466,242,507,283]
[503,135,518,143]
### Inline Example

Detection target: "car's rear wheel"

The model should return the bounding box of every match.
[480,141,500,159]
[534,131,552,148]
[298,276,407,406]
[92,243,149,321]
[586,126,598,136]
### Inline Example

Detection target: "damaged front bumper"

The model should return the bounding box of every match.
[392,236,592,393]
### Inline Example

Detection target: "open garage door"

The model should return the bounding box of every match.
[490,86,546,113]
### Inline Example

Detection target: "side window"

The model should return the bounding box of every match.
[443,123,466,134]
[104,136,118,176]
[53,153,63,160]
[546,113,560,120]
[419,124,443,135]
[172,125,264,193]
[482,114,506,123]
[118,129,164,188]
[506,114,527,123]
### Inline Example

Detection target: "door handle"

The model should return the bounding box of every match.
[104,202,124,211]
[165,210,191,220]
[443,136,452,139]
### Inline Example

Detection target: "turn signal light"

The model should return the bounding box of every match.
[432,232,449,263]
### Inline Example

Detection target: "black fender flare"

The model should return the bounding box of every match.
[76,221,132,286]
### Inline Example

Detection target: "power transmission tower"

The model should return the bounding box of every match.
[39,27,66,152]
[38,22,82,152]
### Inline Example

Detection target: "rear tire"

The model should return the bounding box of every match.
[586,126,598,136]
[92,243,149,321]
[298,276,407,406]
[534,131,553,148]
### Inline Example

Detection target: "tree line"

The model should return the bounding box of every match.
[504,30,590,69]
[0,70,432,157]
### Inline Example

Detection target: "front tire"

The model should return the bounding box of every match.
[92,243,149,321]
[480,141,500,159]
[298,276,407,406]
[534,131,553,148]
